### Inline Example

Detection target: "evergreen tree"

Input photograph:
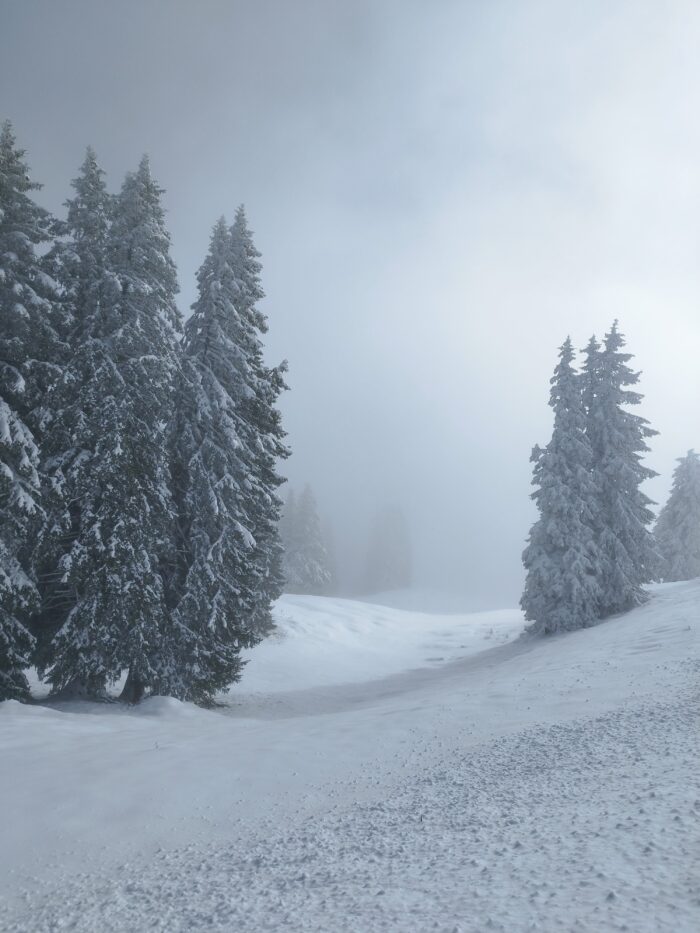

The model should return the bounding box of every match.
[227,206,289,623]
[33,149,113,690]
[0,122,62,418]
[583,322,658,615]
[364,505,412,594]
[0,402,39,701]
[521,338,602,634]
[322,516,339,596]
[0,122,58,700]
[654,450,700,582]
[169,209,287,702]
[283,484,331,594]
[45,156,183,703]
[169,218,262,702]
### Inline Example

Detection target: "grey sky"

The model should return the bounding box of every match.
[2,0,699,605]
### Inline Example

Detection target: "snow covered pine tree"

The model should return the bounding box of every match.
[228,207,289,620]
[582,322,658,616]
[654,449,700,582]
[0,122,60,701]
[44,157,183,703]
[33,148,114,695]
[170,209,288,703]
[521,338,602,634]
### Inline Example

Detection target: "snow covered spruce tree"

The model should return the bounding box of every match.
[282,484,331,594]
[322,516,339,596]
[169,210,288,703]
[654,450,700,582]
[45,156,183,703]
[228,206,289,616]
[521,338,602,634]
[170,218,259,701]
[32,149,114,690]
[0,403,38,702]
[582,322,658,615]
[0,122,60,701]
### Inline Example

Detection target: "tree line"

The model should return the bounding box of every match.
[522,325,699,635]
[0,122,288,705]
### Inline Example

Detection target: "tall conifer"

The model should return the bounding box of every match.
[45,157,182,702]
[0,122,58,700]
[34,149,113,690]
[583,323,658,615]
[521,338,602,634]
[228,207,289,624]
[170,209,288,702]
[170,218,259,702]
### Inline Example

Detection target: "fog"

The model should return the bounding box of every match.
[2,0,699,607]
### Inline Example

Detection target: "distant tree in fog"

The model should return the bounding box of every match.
[654,449,700,582]
[364,505,411,594]
[281,485,332,594]
[322,516,339,596]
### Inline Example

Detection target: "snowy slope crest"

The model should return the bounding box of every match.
[237,593,524,693]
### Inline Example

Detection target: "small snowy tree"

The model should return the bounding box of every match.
[654,450,700,582]
[364,505,412,594]
[283,484,331,594]
[583,323,658,615]
[521,338,602,634]
[0,122,59,700]
[45,157,183,703]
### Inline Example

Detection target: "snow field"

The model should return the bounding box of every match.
[0,581,699,931]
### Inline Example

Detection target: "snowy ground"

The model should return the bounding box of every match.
[237,594,521,693]
[1,583,699,931]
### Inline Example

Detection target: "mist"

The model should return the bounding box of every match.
[2,0,698,608]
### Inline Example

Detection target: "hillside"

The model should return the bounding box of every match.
[1,581,698,932]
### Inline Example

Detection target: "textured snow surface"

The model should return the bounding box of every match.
[1,582,699,932]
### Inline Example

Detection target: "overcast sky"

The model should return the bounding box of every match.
[2,0,699,606]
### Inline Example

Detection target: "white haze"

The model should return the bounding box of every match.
[1,0,699,605]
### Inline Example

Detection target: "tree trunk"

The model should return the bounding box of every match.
[119,669,145,704]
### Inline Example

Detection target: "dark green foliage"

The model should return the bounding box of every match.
[0,122,58,701]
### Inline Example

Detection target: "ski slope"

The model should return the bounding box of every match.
[1,582,699,932]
